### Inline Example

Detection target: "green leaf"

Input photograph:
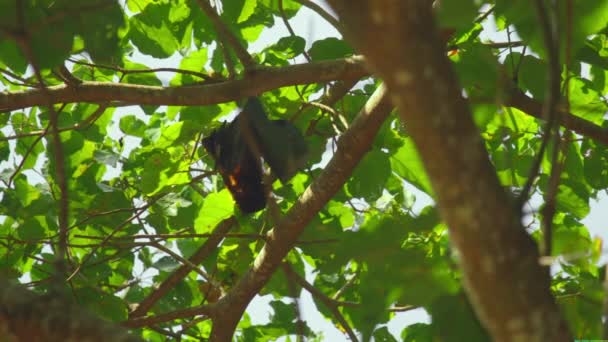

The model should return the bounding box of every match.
[128,2,190,58]
[265,36,306,60]
[170,49,209,86]
[496,0,608,59]
[568,77,608,124]
[555,184,590,219]
[308,38,354,61]
[401,323,433,342]
[119,115,147,137]
[18,217,47,241]
[0,132,11,161]
[77,1,125,64]
[436,0,479,31]
[194,190,234,232]
[390,138,433,195]
[552,216,591,265]
[153,255,181,272]
[452,43,500,98]
[347,149,391,200]
[238,0,258,23]
[430,294,490,342]
[0,40,26,73]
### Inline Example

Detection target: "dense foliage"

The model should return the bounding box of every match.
[0,0,607,341]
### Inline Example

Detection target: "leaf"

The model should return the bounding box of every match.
[436,0,479,31]
[308,38,354,61]
[170,49,209,86]
[430,295,490,342]
[119,115,147,138]
[153,255,181,272]
[265,36,306,60]
[451,43,500,98]
[194,190,234,232]
[390,138,433,195]
[18,217,47,241]
[347,149,391,200]
[238,0,257,23]
[496,0,608,59]
[555,184,590,219]
[128,2,190,58]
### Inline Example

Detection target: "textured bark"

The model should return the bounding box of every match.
[209,85,393,341]
[0,56,367,112]
[0,279,142,342]
[326,1,571,341]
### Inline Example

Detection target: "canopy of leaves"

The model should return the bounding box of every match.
[0,0,607,341]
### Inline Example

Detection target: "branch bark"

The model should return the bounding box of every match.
[3,57,607,152]
[209,84,393,341]
[325,1,571,341]
[0,278,142,342]
[0,56,367,112]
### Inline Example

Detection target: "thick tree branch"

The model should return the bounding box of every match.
[3,56,607,152]
[0,56,367,112]
[209,85,393,341]
[326,1,571,341]
[0,278,142,341]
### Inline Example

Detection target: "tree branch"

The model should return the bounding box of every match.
[123,303,215,329]
[504,88,608,145]
[129,217,235,319]
[282,263,359,342]
[325,1,571,340]
[0,56,367,112]
[0,277,142,341]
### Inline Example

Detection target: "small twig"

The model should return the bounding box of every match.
[475,5,495,23]
[294,0,342,34]
[177,315,211,336]
[67,196,162,281]
[123,303,216,329]
[76,232,264,241]
[68,58,213,81]
[194,0,255,69]
[482,41,526,49]
[281,264,306,342]
[148,241,211,280]
[282,262,359,342]
[218,39,237,79]
[278,0,312,63]
[308,101,348,132]
[8,126,48,187]
[1,103,108,141]
[12,2,71,280]
[55,64,82,86]
[148,326,182,340]
[0,67,39,87]
[129,217,235,319]
[190,131,204,163]
[518,0,561,220]
[332,272,357,300]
